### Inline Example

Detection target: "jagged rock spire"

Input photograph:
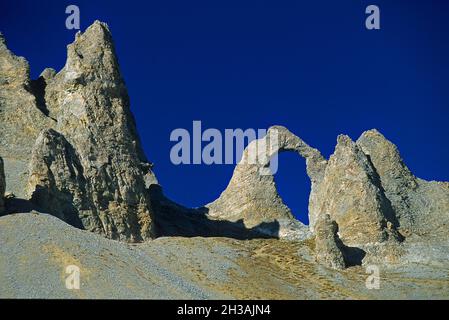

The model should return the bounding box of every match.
[314,214,346,270]
[0,21,156,241]
[24,21,156,241]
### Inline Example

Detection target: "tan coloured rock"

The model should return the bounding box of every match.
[314,214,346,270]
[0,33,55,198]
[206,125,326,239]
[314,135,400,246]
[24,22,155,242]
[356,129,449,238]
[27,129,101,232]
[0,156,5,213]
[2,20,448,254]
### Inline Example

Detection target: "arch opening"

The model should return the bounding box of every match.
[273,152,311,225]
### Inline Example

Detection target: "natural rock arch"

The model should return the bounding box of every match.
[205,126,327,239]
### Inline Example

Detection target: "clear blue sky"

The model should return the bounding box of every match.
[1,0,448,224]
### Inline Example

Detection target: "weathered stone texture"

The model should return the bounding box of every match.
[0,33,55,198]
[314,214,346,270]
[356,129,449,238]
[0,156,5,213]
[313,135,400,245]
[1,20,448,254]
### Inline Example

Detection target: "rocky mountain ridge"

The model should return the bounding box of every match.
[1,20,448,288]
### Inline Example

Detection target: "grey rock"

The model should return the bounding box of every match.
[1,18,449,269]
[39,68,56,81]
[27,129,100,232]
[0,32,55,198]
[25,22,155,242]
[314,214,346,270]
[1,22,156,242]
[356,129,449,238]
[0,156,5,213]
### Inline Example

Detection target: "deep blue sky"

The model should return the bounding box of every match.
[1,0,448,224]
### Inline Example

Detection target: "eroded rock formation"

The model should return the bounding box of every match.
[1,22,155,242]
[0,32,55,198]
[0,156,5,214]
[357,129,449,238]
[314,214,346,270]
[34,21,155,241]
[313,135,400,246]
[27,129,96,231]
[206,126,325,240]
[206,126,448,268]
[0,21,448,269]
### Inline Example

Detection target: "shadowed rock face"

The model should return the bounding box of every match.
[27,129,97,232]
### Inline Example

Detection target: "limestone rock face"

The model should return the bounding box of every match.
[356,129,449,238]
[314,135,399,246]
[0,156,5,213]
[0,22,155,242]
[206,126,325,239]
[314,214,346,270]
[0,33,29,87]
[24,22,155,242]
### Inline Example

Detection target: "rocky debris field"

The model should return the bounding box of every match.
[1,213,449,299]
